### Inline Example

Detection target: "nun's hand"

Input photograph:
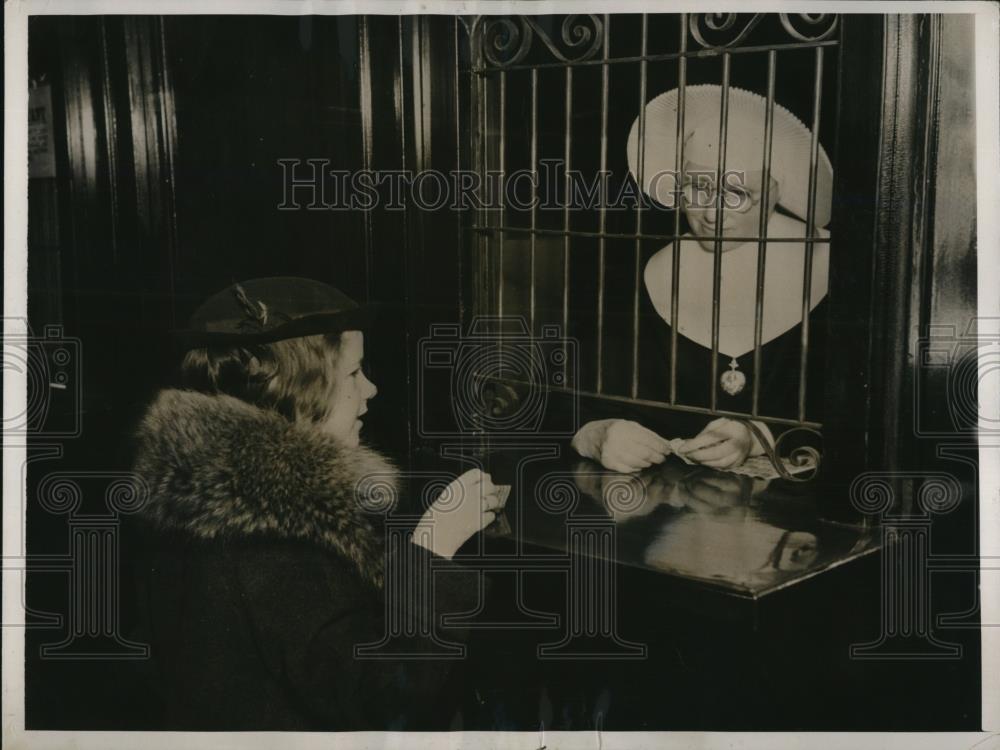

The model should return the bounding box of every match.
[676,418,756,469]
[413,469,507,559]
[572,419,673,474]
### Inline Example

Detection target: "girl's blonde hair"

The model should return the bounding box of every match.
[179,333,342,425]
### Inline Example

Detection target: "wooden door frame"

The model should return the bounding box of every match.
[822,14,951,514]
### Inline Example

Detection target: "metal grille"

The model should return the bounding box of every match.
[464,13,841,431]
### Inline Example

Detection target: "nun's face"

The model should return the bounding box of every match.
[681,160,780,252]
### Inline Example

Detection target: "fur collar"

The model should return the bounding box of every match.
[131,388,399,590]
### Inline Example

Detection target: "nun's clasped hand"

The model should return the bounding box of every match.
[571,418,674,474]
[413,469,507,560]
[676,417,761,469]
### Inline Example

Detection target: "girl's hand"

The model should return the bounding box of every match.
[677,418,758,469]
[571,419,673,474]
[413,469,507,559]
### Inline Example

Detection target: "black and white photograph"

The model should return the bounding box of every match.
[4,1,999,747]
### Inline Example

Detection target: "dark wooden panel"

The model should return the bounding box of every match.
[163,16,365,306]
[816,15,887,511]
[820,15,977,518]
[914,15,979,460]
[819,15,956,516]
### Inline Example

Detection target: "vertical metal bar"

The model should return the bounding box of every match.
[477,31,489,318]
[395,17,407,185]
[709,54,731,413]
[595,14,610,393]
[670,15,688,404]
[498,70,507,320]
[630,15,648,399]
[99,20,120,262]
[530,67,538,335]
[470,22,491,453]
[454,18,464,328]
[396,16,413,461]
[411,18,429,169]
[562,66,573,384]
[751,50,777,417]
[358,16,375,303]
[156,17,180,326]
[799,46,824,422]
[483,69,492,316]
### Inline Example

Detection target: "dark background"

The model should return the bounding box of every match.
[21,13,983,730]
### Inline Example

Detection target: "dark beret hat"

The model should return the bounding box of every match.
[175,277,370,349]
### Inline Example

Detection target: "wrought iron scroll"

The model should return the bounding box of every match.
[463,15,605,68]
[778,13,840,42]
[689,13,766,49]
[462,14,838,63]
[690,13,839,49]
[743,422,823,482]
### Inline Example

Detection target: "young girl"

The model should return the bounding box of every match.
[573,84,832,474]
[130,277,504,729]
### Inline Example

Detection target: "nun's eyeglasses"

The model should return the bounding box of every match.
[681,178,762,214]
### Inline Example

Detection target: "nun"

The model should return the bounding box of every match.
[572,84,833,473]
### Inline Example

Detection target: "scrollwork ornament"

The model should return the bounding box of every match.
[481,17,533,67]
[531,15,604,63]
[689,13,764,49]
[784,445,822,482]
[764,425,823,483]
[689,13,838,49]
[778,13,839,42]
[476,14,604,68]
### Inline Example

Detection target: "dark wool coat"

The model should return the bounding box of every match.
[129,389,485,730]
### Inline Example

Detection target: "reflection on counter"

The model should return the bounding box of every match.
[493,456,878,597]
